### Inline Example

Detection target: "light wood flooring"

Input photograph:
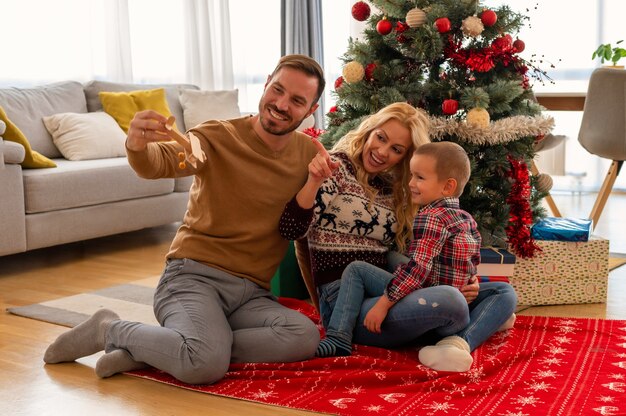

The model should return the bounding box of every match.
[1,192,625,416]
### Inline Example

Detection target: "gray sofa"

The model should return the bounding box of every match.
[0,80,201,257]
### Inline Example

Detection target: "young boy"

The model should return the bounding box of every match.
[316,141,482,371]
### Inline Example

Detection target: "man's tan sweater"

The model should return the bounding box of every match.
[127,116,317,289]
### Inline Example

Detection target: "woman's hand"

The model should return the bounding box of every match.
[296,138,339,209]
[307,138,339,184]
[460,275,480,304]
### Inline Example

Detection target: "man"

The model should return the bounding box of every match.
[44,54,326,385]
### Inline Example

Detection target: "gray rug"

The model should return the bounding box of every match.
[7,276,159,327]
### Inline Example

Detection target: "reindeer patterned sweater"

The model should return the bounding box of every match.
[279,152,397,287]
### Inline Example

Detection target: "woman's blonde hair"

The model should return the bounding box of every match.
[331,102,430,253]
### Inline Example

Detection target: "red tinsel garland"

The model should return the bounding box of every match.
[506,156,541,258]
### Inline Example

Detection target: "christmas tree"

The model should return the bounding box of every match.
[320,0,555,257]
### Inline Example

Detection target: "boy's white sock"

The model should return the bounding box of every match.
[418,335,473,372]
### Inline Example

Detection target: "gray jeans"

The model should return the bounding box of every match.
[105,258,320,384]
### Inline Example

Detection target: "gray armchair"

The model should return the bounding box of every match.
[578,67,626,229]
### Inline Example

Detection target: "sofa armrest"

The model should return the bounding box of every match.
[0,137,26,168]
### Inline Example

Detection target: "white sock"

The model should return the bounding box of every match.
[497,313,516,332]
[418,335,473,372]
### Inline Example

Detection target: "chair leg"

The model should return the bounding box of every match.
[589,160,623,230]
[530,161,562,217]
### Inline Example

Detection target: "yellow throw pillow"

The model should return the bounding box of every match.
[0,105,56,168]
[99,88,176,133]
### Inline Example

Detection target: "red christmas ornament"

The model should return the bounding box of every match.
[334,76,343,89]
[329,105,338,113]
[434,17,451,33]
[351,1,370,22]
[376,18,393,35]
[395,21,409,33]
[492,34,513,52]
[396,35,408,44]
[365,63,377,81]
[442,99,459,115]
[513,39,526,53]
[480,9,497,27]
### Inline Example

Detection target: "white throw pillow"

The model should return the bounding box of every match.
[180,89,241,129]
[43,112,127,161]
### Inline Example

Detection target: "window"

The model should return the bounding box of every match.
[228,0,281,113]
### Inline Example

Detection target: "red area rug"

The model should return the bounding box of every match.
[127,298,626,416]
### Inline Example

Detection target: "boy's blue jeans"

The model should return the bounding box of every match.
[318,258,517,351]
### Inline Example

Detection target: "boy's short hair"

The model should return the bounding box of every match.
[415,141,471,197]
[270,54,326,104]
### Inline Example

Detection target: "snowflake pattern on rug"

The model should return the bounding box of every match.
[127,299,626,416]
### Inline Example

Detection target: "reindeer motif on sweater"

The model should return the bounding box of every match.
[279,152,398,286]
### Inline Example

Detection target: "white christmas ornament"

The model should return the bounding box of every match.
[406,8,427,28]
[461,15,484,37]
[342,61,365,83]
[466,108,490,128]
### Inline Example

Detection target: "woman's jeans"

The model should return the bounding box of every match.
[318,256,517,351]
[318,261,470,348]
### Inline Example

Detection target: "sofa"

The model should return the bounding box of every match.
[0,80,244,257]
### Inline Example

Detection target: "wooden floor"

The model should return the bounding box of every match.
[1,192,625,416]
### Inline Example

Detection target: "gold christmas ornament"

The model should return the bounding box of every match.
[342,61,365,83]
[461,15,484,37]
[466,108,490,128]
[406,8,427,28]
[535,173,554,193]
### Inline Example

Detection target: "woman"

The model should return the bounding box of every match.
[279,102,515,367]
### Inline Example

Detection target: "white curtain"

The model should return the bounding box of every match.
[104,0,133,82]
[183,0,234,90]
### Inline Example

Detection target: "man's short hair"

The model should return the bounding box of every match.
[270,54,325,104]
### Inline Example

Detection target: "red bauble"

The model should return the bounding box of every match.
[351,1,370,22]
[434,17,451,33]
[334,76,343,89]
[513,39,526,53]
[395,21,409,33]
[396,34,408,44]
[365,63,377,81]
[376,18,393,35]
[329,105,338,113]
[442,99,459,115]
[480,9,497,27]
[492,34,513,52]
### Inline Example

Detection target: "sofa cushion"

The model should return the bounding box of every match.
[22,158,175,214]
[84,80,199,132]
[0,105,56,168]
[99,88,176,133]
[43,112,127,161]
[179,89,241,129]
[0,81,87,158]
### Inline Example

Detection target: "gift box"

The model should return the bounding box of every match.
[477,247,516,277]
[531,217,592,242]
[508,236,609,305]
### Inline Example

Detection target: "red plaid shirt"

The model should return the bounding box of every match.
[386,197,481,303]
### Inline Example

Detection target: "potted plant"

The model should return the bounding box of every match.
[592,40,626,68]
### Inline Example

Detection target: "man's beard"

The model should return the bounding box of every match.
[258,105,304,136]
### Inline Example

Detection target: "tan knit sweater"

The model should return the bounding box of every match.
[127,116,317,289]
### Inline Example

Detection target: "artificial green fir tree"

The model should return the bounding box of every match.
[321,0,555,257]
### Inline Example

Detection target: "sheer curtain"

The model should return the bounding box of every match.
[183,0,234,90]
[0,0,232,88]
[104,0,133,82]
[281,0,325,127]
